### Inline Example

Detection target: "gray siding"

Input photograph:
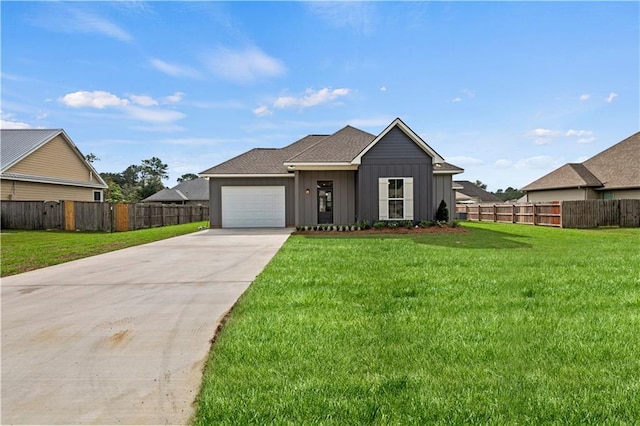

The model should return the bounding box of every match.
[209,177,295,227]
[295,170,356,225]
[434,174,455,219]
[358,128,435,223]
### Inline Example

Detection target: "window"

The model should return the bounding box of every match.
[378,177,413,220]
[602,191,614,200]
[93,191,103,202]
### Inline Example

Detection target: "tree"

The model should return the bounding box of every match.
[435,199,449,222]
[139,157,169,200]
[494,187,525,201]
[85,153,100,163]
[100,157,169,202]
[177,173,199,183]
[474,180,487,190]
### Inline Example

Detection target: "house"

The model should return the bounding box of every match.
[1,129,108,202]
[454,180,502,204]
[521,131,640,202]
[200,118,463,228]
[142,177,209,205]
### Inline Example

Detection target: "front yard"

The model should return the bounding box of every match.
[193,222,640,424]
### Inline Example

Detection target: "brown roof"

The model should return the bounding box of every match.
[286,125,375,163]
[200,135,326,175]
[454,180,502,202]
[522,131,639,191]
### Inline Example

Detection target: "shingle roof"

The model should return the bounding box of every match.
[200,135,327,175]
[522,131,639,192]
[143,178,209,202]
[454,180,502,202]
[285,126,375,163]
[1,129,64,171]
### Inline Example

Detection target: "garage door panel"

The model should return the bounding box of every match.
[221,186,285,228]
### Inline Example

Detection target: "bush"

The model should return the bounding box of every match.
[419,220,434,228]
[373,221,386,229]
[435,200,449,222]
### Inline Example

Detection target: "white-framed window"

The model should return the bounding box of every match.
[378,177,413,220]
[93,191,103,202]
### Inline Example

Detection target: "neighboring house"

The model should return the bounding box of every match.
[142,177,209,205]
[200,118,463,228]
[521,131,640,202]
[1,129,108,202]
[454,180,502,203]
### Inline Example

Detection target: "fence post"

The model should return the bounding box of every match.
[533,204,538,225]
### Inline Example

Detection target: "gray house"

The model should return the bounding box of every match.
[142,177,209,205]
[200,118,463,228]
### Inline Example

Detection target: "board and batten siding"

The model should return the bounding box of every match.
[7,135,102,183]
[434,174,455,218]
[1,179,99,202]
[357,127,435,223]
[208,177,295,227]
[294,170,356,225]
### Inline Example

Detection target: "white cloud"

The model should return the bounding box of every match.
[59,91,130,109]
[307,2,375,34]
[150,59,202,79]
[253,105,273,117]
[129,95,159,107]
[123,106,185,123]
[274,88,350,109]
[515,155,564,170]
[494,159,513,169]
[462,88,475,98]
[203,46,286,84]
[525,128,562,145]
[606,92,618,103]
[446,156,483,166]
[451,97,462,103]
[380,86,387,92]
[1,119,31,129]
[33,5,133,42]
[162,92,186,104]
[566,129,593,137]
[579,94,590,101]
[577,137,596,144]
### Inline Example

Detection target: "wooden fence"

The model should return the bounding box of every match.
[457,200,640,228]
[1,201,209,232]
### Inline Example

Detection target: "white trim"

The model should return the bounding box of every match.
[433,169,464,175]
[199,173,293,178]
[283,163,358,171]
[378,177,414,221]
[352,118,445,165]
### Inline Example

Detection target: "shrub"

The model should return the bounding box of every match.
[435,200,449,222]
[373,221,386,229]
[358,220,371,230]
[419,220,434,228]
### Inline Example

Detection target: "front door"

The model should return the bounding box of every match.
[317,181,333,224]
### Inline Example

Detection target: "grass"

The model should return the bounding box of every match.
[0,221,209,277]
[193,222,640,425]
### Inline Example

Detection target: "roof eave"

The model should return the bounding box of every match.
[199,173,294,178]
[1,173,108,189]
[283,162,358,171]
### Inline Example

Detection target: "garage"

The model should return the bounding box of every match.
[221,186,286,228]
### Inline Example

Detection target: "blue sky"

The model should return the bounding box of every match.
[2,1,638,191]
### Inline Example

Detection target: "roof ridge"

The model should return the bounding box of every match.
[283,133,332,162]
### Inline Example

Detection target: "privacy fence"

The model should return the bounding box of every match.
[456,199,640,228]
[1,201,209,232]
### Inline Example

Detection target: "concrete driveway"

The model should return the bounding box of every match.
[1,228,292,425]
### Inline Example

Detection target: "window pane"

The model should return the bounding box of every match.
[389,179,403,199]
[389,200,403,219]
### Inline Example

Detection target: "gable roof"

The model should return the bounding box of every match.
[1,129,108,188]
[454,180,502,202]
[522,131,639,192]
[201,118,461,176]
[352,118,445,165]
[143,177,209,202]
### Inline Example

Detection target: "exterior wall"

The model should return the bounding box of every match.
[434,174,455,218]
[8,135,102,184]
[294,170,356,225]
[208,177,295,227]
[0,179,99,202]
[357,127,434,223]
[598,188,640,200]
[525,188,594,202]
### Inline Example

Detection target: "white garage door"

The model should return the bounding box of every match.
[221,186,286,228]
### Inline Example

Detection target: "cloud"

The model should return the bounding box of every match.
[253,105,273,117]
[32,5,133,42]
[59,91,130,109]
[203,46,286,84]
[380,86,387,92]
[446,156,484,166]
[461,88,475,98]
[606,92,618,103]
[307,2,375,34]
[494,159,513,169]
[150,59,202,79]
[579,94,590,101]
[274,88,350,109]
[577,137,596,144]
[451,97,462,103]
[525,128,562,145]
[514,155,564,170]
[59,90,185,123]
[0,111,32,129]
[162,92,186,104]
[129,95,159,107]
[566,129,593,137]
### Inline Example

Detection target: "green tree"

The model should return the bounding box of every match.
[435,199,449,222]
[474,180,488,190]
[139,157,169,200]
[177,173,199,183]
[85,153,100,163]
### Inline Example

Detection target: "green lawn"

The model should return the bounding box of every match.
[0,221,209,277]
[193,222,640,425]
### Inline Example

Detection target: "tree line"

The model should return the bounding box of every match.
[473,180,525,201]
